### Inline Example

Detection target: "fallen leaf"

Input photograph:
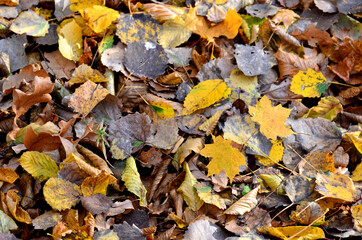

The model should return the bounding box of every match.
[5,189,32,224]
[182,79,230,115]
[249,95,294,140]
[198,110,223,136]
[299,152,335,179]
[224,186,260,215]
[41,50,76,79]
[290,68,328,98]
[80,5,120,33]
[174,137,204,168]
[260,174,285,195]
[57,18,83,62]
[43,178,81,211]
[234,44,276,76]
[32,211,62,230]
[256,140,284,167]
[316,172,357,202]
[69,0,104,12]
[18,151,58,182]
[0,168,19,183]
[200,135,247,183]
[68,80,109,117]
[259,226,325,240]
[121,157,148,207]
[177,162,204,211]
[223,113,272,157]
[0,209,18,233]
[81,172,117,197]
[290,202,327,226]
[68,64,108,86]
[81,193,113,215]
[10,10,49,37]
[150,101,175,119]
[303,96,343,121]
[146,118,179,149]
[271,9,299,29]
[194,182,231,210]
[184,219,228,240]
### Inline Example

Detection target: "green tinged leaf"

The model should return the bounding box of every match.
[18,151,59,181]
[122,157,147,207]
[0,209,18,233]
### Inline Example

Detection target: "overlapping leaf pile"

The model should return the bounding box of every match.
[0,0,361,239]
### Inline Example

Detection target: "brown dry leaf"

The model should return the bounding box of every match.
[290,202,327,225]
[5,189,32,224]
[41,50,76,79]
[43,178,81,211]
[12,76,54,127]
[315,172,357,202]
[0,167,19,183]
[23,126,62,152]
[224,186,260,215]
[68,80,109,117]
[174,137,204,168]
[32,211,62,230]
[272,9,299,29]
[68,64,108,86]
[81,171,117,197]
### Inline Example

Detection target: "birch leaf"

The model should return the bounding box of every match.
[57,18,83,62]
[182,79,231,115]
[290,68,328,98]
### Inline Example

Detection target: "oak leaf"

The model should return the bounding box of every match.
[200,135,247,183]
[249,96,294,140]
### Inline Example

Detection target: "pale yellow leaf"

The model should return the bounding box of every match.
[224,186,260,215]
[57,18,83,62]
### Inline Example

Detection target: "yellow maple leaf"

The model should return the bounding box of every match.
[57,18,83,62]
[81,5,120,33]
[200,135,247,183]
[182,79,230,115]
[290,68,328,98]
[249,95,294,140]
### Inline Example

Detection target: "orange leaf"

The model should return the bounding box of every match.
[6,189,32,224]
[0,168,19,184]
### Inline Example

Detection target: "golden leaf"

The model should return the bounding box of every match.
[200,135,247,183]
[256,140,284,167]
[352,204,362,228]
[224,186,260,215]
[68,80,109,117]
[351,162,362,181]
[290,68,328,98]
[121,157,147,207]
[177,162,204,211]
[259,226,325,240]
[80,5,120,33]
[315,172,357,202]
[63,152,102,176]
[299,152,335,179]
[68,64,108,86]
[182,79,230,115]
[5,189,32,224]
[43,178,81,211]
[0,168,19,183]
[18,151,59,182]
[249,95,294,140]
[57,18,83,62]
[343,130,362,154]
[69,0,104,12]
[81,172,117,197]
[174,137,204,168]
[303,96,342,121]
[151,101,175,119]
[260,174,285,195]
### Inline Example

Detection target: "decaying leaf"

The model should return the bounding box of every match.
[200,135,247,183]
[0,209,18,233]
[68,80,109,117]
[248,96,294,140]
[10,10,49,37]
[195,182,231,210]
[0,168,19,184]
[303,96,343,121]
[315,172,357,202]
[6,189,32,224]
[81,172,117,197]
[224,186,260,215]
[121,157,147,207]
[68,64,108,86]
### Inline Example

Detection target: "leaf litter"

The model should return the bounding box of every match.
[0,0,361,239]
